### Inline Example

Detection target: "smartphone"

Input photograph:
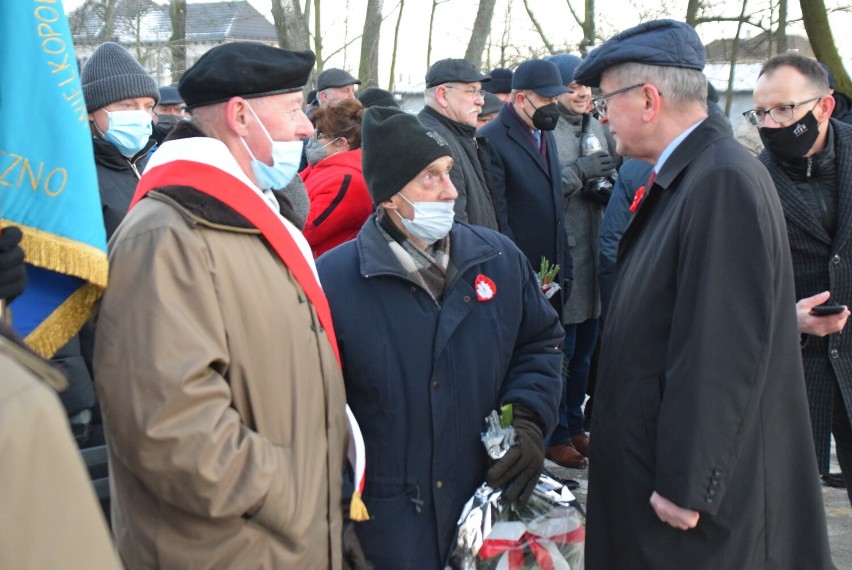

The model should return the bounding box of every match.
[810,303,846,316]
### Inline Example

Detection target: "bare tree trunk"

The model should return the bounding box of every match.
[685,0,701,27]
[101,0,119,41]
[270,0,310,51]
[523,0,555,54]
[776,0,787,54]
[725,0,749,116]
[581,0,595,53]
[313,0,323,72]
[359,0,383,88]
[427,0,450,68]
[168,0,187,82]
[464,0,497,68]
[800,0,852,94]
[388,0,405,90]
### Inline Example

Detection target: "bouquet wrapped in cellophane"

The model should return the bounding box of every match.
[536,257,561,300]
[446,409,585,569]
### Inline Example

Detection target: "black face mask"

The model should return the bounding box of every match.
[525,98,560,131]
[759,111,820,161]
[155,114,181,134]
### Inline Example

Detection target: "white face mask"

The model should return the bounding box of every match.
[241,104,303,190]
[101,109,152,157]
[395,193,456,245]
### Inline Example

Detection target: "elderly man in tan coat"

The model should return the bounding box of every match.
[94,43,349,568]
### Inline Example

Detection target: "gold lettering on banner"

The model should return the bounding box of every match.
[33,0,87,122]
[0,149,67,197]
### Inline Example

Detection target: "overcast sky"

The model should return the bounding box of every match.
[63,0,851,90]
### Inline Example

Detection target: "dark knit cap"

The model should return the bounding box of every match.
[361,107,452,205]
[81,42,159,112]
[358,87,399,109]
[317,68,361,91]
[179,42,315,109]
[483,67,513,94]
[158,84,183,105]
[573,19,705,88]
[425,58,490,88]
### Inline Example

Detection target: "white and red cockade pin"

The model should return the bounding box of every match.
[475,274,497,302]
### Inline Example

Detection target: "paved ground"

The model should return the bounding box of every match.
[546,439,851,567]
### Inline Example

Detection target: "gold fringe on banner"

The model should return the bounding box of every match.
[1,219,109,358]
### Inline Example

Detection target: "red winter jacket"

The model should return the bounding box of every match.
[300,148,373,257]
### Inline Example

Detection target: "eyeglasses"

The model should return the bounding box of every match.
[591,83,646,118]
[742,97,821,127]
[443,85,484,98]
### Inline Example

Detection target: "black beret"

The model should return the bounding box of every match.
[426,58,490,88]
[483,67,513,94]
[317,68,361,91]
[179,42,315,109]
[574,19,705,88]
[361,107,452,205]
[512,59,570,98]
[358,87,399,109]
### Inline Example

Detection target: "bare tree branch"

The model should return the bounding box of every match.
[522,0,556,54]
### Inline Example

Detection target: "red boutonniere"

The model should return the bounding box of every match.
[475,274,497,302]
[629,186,646,212]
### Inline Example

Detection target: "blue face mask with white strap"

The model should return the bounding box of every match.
[101,109,152,157]
[241,105,303,190]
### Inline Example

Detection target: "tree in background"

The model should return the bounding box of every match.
[388,0,405,91]
[464,0,497,68]
[800,0,852,94]
[359,0,382,87]
[168,0,187,80]
[271,0,309,52]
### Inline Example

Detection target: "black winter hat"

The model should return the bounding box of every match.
[81,42,159,112]
[179,43,315,109]
[361,107,452,205]
[573,19,705,88]
[358,87,399,109]
[158,84,183,105]
[483,67,513,94]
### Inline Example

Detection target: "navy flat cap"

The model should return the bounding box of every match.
[158,84,183,105]
[317,68,362,91]
[546,54,584,86]
[513,59,571,98]
[426,58,490,88]
[573,19,705,88]
[179,43,314,108]
[483,67,513,94]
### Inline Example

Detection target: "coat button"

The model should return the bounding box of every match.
[464,296,471,303]
[713,467,722,475]
[410,286,417,293]
[831,348,839,359]
[436,481,443,489]
[832,254,841,264]
[705,495,714,504]
[432,380,440,390]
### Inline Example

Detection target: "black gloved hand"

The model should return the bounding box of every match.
[486,404,545,504]
[0,226,27,302]
[342,520,373,570]
[572,152,616,182]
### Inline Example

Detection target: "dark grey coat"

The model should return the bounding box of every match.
[759,118,852,474]
[587,115,833,568]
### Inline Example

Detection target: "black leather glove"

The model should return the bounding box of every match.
[0,226,27,302]
[486,404,545,504]
[342,520,373,570]
[571,152,616,182]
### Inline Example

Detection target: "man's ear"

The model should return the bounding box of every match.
[641,84,662,123]
[381,195,400,212]
[817,94,836,123]
[224,97,252,136]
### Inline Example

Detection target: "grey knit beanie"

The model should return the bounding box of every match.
[81,42,159,112]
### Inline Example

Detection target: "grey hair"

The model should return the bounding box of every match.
[604,62,707,108]
[423,86,438,102]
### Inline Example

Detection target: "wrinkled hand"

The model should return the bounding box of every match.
[486,405,544,504]
[797,291,850,337]
[650,491,700,530]
[572,152,616,182]
[0,226,27,302]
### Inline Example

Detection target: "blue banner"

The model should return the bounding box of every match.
[0,0,108,357]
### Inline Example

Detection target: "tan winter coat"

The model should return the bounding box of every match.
[0,334,121,569]
[94,188,347,569]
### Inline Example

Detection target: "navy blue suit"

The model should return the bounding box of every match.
[479,104,573,312]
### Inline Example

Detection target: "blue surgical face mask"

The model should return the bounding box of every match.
[241,105,303,190]
[395,193,456,245]
[101,109,152,157]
